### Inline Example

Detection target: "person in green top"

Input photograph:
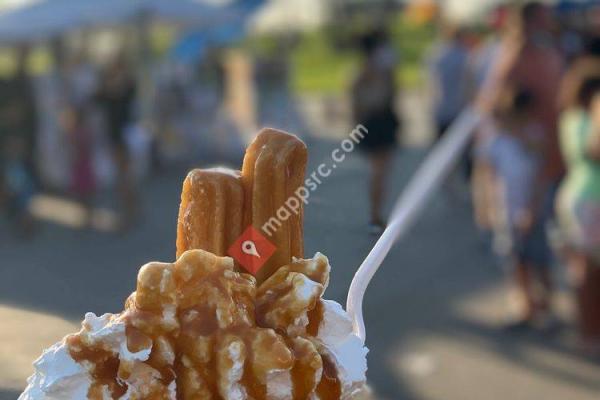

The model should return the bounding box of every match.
[557,66,600,353]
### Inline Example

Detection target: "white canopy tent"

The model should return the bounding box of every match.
[441,0,565,23]
[0,0,241,44]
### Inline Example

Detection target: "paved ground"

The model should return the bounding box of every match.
[2,126,600,399]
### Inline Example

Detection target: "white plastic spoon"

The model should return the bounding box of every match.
[347,108,483,342]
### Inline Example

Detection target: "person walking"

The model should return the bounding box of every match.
[63,105,96,225]
[557,58,600,354]
[428,24,473,195]
[478,88,548,329]
[476,2,564,324]
[428,25,471,140]
[96,53,139,229]
[351,29,400,235]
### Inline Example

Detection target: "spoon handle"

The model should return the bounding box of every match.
[347,108,482,342]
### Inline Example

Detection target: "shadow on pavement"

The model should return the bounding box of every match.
[0,388,21,400]
[448,317,600,392]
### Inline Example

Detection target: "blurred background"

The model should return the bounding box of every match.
[1,0,600,399]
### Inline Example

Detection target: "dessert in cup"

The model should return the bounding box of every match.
[20,129,370,400]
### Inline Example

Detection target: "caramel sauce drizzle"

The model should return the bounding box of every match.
[66,251,343,399]
[317,356,343,400]
[68,334,128,399]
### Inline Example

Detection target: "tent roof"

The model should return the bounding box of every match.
[0,0,246,43]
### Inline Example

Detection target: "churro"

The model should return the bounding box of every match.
[242,128,308,283]
[176,168,243,258]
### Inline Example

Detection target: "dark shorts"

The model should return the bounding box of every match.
[511,182,559,268]
[357,110,399,153]
[512,222,552,267]
[437,118,473,178]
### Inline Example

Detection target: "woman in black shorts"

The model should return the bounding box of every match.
[351,30,400,234]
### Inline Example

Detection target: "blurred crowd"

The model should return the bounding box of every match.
[342,0,600,359]
[0,37,247,235]
[425,2,600,354]
[0,45,145,234]
[0,26,310,236]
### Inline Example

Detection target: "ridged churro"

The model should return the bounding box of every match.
[176,168,243,258]
[242,128,308,283]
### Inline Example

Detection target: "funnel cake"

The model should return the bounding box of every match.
[20,128,369,400]
[20,251,368,399]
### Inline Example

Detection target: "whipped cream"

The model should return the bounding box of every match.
[318,299,368,391]
[19,313,152,400]
[18,340,91,400]
[20,303,367,400]
[257,254,368,399]
[246,297,368,399]
[79,313,152,363]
